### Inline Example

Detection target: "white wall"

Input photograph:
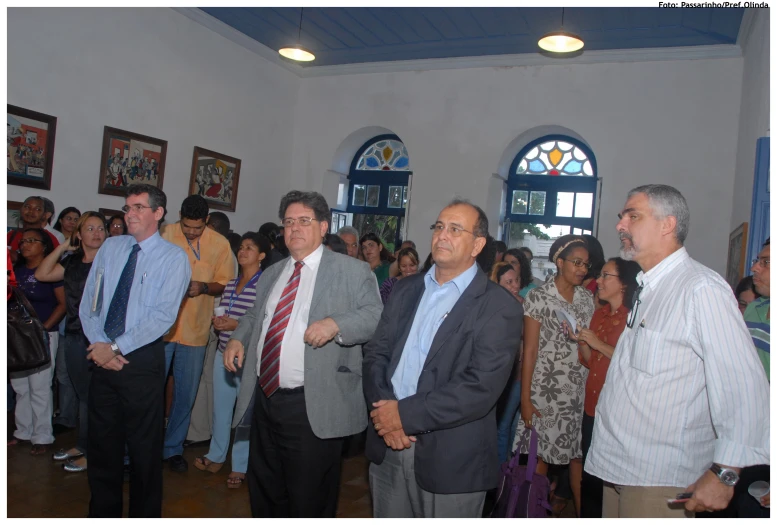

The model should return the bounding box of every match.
[730,9,770,230]
[7,8,301,233]
[7,8,750,276]
[290,57,743,275]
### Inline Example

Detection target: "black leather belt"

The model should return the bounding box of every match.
[275,386,304,395]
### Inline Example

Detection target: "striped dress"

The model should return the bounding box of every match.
[216,273,260,352]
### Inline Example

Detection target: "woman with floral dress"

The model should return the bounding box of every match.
[513,235,595,517]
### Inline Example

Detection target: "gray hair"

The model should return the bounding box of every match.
[40,197,55,224]
[337,225,359,238]
[446,198,489,238]
[127,183,168,226]
[628,184,689,244]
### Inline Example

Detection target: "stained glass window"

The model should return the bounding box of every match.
[356,139,410,171]
[516,140,594,177]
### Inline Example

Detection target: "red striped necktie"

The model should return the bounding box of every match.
[259,261,304,397]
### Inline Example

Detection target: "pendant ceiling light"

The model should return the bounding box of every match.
[279,7,315,62]
[538,8,584,54]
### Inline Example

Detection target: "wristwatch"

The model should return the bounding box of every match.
[709,463,739,486]
[201,282,209,295]
[110,342,122,357]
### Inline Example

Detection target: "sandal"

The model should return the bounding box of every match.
[8,438,29,446]
[226,473,245,489]
[30,444,50,456]
[193,456,224,473]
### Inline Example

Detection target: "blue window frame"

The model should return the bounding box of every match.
[347,134,411,218]
[506,135,599,233]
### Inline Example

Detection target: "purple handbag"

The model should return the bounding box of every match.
[490,427,553,518]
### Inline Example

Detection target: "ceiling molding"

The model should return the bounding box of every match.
[735,7,758,51]
[299,45,742,78]
[177,7,743,80]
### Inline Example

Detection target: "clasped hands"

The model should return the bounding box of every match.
[370,400,416,450]
[86,342,128,371]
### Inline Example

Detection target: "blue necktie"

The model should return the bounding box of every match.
[104,244,141,340]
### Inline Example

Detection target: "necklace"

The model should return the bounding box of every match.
[226,270,261,315]
[187,237,201,261]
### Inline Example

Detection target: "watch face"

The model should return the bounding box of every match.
[721,470,739,486]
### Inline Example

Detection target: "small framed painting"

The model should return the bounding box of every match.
[726,222,748,288]
[7,200,23,233]
[188,146,241,212]
[98,126,167,197]
[7,105,58,190]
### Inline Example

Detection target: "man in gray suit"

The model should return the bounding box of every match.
[224,190,382,518]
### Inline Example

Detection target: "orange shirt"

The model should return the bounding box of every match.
[161,223,235,347]
[579,303,629,417]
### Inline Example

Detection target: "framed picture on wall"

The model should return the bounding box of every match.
[98,126,167,197]
[7,200,23,233]
[188,146,241,212]
[7,105,58,190]
[726,222,748,288]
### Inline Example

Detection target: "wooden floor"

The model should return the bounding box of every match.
[6,414,371,518]
[7,413,575,518]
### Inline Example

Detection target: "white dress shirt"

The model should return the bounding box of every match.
[45,224,65,244]
[585,247,770,487]
[255,244,323,388]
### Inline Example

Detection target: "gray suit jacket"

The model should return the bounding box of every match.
[230,247,383,439]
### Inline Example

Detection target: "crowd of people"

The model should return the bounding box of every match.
[6,183,770,519]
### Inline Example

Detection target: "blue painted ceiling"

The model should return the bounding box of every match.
[199,7,745,68]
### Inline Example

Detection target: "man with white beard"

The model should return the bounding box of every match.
[584,184,769,518]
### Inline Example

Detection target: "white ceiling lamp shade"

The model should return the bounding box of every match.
[538,8,584,54]
[279,7,315,62]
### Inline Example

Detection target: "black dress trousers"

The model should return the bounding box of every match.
[247,384,346,518]
[87,338,166,518]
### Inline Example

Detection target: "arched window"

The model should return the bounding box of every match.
[345,135,411,251]
[505,136,599,275]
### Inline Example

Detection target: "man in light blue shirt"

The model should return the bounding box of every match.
[79,184,190,518]
[364,199,523,518]
[390,262,478,400]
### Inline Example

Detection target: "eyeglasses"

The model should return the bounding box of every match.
[627,285,643,329]
[752,257,770,268]
[281,217,318,227]
[429,223,476,238]
[19,238,43,245]
[598,271,620,279]
[560,258,593,270]
[122,204,154,214]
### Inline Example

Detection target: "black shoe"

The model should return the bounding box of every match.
[167,454,188,473]
[183,439,210,448]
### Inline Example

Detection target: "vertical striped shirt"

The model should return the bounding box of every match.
[744,297,770,382]
[585,247,770,487]
[216,274,260,352]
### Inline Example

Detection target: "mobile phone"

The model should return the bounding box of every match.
[667,492,693,504]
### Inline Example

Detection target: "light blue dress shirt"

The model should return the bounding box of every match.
[391,262,478,400]
[79,232,191,355]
